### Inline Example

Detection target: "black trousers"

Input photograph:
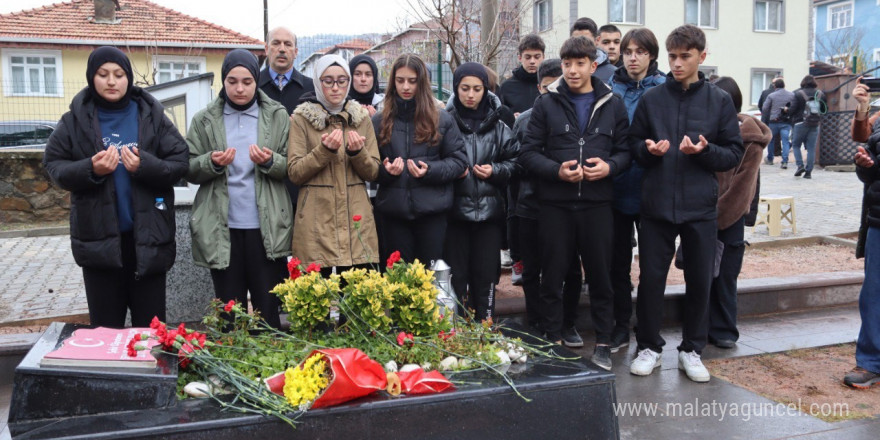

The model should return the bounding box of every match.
[709,216,746,343]
[610,209,639,333]
[519,216,582,329]
[382,213,447,266]
[538,204,613,343]
[209,229,286,329]
[636,217,717,354]
[445,219,502,321]
[82,232,166,328]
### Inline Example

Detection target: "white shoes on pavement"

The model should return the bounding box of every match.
[629,348,662,376]
[678,350,710,383]
[629,348,711,383]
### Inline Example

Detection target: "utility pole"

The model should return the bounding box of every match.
[481,0,498,71]
[263,0,269,42]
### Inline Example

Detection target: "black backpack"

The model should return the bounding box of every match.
[799,89,825,125]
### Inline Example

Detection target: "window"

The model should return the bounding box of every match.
[826,53,848,69]
[751,69,782,106]
[534,0,552,32]
[685,0,717,29]
[608,0,643,24]
[2,49,63,97]
[153,55,206,84]
[754,0,784,32]
[828,1,853,30]
[699,66,717,78]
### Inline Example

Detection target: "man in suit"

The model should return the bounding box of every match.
[258,26,314,214]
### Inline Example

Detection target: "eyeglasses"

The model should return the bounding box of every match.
[623,49,650,58]
[320,77,350,88]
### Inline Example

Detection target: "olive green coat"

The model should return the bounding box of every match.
[186,91,293,269]
[288,98,380,267]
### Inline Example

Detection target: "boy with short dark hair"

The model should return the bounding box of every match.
[499,34,546,115]
[627,25,743,383]
[597,24,622,67]
[520,36,630,371]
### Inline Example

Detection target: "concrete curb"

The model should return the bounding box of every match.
[0,227,68,239]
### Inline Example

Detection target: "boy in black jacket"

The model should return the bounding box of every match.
[628,25,744,383]
[520,36,630,371]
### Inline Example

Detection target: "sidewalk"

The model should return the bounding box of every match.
[0,162,865,327]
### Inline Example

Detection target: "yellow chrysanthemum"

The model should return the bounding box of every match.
[283,354,330,408]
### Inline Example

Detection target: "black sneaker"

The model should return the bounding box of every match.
[780,163,788,169]
[804,171,812,179]
[591,345,612,371]
[609,330,630,353]
[794,166,805,177]
[561,326,584,348]
[711,339,736,349]
[843,367,880,389]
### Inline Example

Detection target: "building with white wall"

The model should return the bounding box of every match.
[523,0,811,109]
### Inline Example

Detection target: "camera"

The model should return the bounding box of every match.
[861,77,880,93]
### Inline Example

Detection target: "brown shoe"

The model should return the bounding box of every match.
[843,367,880,389]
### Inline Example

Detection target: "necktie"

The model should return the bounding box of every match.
[276,75,287,91]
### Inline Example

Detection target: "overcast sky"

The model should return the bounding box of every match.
[0,0,411,39]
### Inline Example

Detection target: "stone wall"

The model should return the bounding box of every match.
[0,151,69,224]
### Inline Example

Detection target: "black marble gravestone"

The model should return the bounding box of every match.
[7,322,619,439]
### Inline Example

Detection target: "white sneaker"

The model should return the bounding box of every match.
[630,348,662,376]
[500,249,513,268]
[678,351,710,383]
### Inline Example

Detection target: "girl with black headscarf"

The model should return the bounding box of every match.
[186,49,293,328]
[43,46,189,327]
[348,54,385,116]
[443,62,519,321]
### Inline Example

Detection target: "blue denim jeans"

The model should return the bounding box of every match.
[791,122,819,172]
[768,122,792,164]
[857,227,880,373]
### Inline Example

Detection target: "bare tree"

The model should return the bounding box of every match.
[402,0,534,72]
[815,27,869,74]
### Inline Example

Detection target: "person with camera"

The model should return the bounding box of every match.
[853,78,879,143]
[847,78,880,389]
[761,78,795,169]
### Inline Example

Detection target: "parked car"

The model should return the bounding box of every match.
[0,120,58,150]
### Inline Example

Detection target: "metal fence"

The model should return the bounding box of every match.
[818,110,861,166]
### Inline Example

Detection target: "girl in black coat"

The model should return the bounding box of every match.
[43,47,189,327]
[444,62,519,321]
[371,54,467,266]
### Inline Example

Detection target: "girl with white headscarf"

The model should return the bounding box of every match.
[288,54,381,275]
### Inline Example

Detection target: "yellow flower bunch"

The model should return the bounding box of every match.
[272,271,340,332]
[283,353,330,408]
[341,269,394,332]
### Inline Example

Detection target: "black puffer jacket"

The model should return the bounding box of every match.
[446,92,520,222]
[371,102,468,220]
[512,108,538,219]
[43,87,189,276]
[629,73,744,224]
[519,76,631,206]
[499,66,540,114]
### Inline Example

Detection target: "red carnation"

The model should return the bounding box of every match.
[149,316,161,330]
[352,214,362,222]
[288,257,302,280]
[224,300,235,312]
[386,250,401,268]
[306,262,321,273]
[396,331,414,346]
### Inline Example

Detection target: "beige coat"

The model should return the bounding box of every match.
[288,98,380,267]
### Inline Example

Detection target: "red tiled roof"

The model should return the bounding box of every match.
[0,0,264,49]
[334,39,372,51]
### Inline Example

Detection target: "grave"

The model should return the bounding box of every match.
[7,322,620,439]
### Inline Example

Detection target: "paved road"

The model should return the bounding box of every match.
[0,162,866,326]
